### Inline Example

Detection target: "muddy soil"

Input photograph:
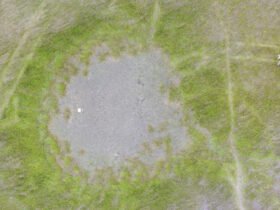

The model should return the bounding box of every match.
[49,49,188,170]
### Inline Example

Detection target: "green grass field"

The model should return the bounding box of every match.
[0,0,280,209]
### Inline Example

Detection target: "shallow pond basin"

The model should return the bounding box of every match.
[49,49,188,170]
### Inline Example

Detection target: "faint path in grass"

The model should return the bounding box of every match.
[0,31,29,89]
[213,3,247,209]
[150,0,160,41]
[236,41,280,50]
[224,25,246,210]
[188,110,213,148]
[0,3,46,119]
[231,56,274,63]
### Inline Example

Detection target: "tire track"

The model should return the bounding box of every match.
[150,0,160,41]
[213,3,246,208]
[0,3,46,119]
[224,27,246,210]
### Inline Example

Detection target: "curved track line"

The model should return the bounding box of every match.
[0,3,46,119]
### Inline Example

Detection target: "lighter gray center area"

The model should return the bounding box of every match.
[49,50,187,170]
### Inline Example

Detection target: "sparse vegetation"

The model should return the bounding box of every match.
[0,0,279,209]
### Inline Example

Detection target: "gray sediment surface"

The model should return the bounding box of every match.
[49,49,188,170]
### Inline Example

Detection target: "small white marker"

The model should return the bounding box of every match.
[114,152,120,159]
[277,54,280,60]
[77,107,83,113]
